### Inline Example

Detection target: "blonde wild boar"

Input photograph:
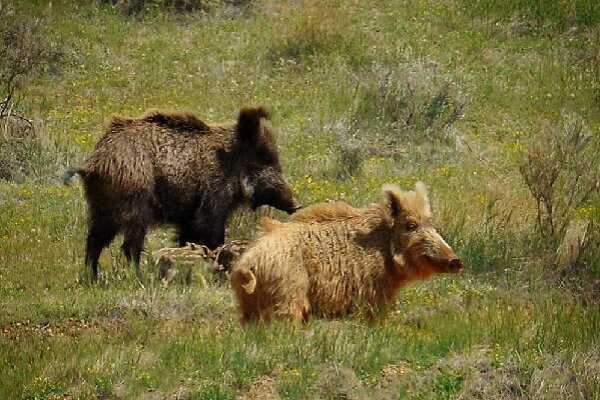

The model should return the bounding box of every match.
[230,182,462,323]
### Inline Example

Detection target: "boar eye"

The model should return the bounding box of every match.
[405,221,418,231]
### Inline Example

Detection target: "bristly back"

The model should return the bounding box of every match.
[141,110,211,132]
[107,110,211,134]
[290,201,359,223]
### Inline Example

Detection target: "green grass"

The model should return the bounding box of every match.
[2,0,600,398]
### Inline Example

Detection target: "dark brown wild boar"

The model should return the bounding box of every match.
[65,106,300,281]
[230,182,462,323]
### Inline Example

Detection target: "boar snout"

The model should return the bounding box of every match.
[420,253,462,274]
[448,257,463,272]
[270,183,301,214]
[255,188,300,215]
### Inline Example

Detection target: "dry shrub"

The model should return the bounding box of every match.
[555,219,595,277]
[520,115,599,239]
[399,348,600,399]
[316,362,368,400]
[331,120,406,179]
[0,3,59,182]
[355,63,465,146]
[519,115,600,283]
[0,3,46,117]
[332,62,464,178]
[0,119,50,182]
[529,350,600,400]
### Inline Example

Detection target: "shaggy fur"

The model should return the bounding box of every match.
[67,106,299,281]
[230,182,462,323]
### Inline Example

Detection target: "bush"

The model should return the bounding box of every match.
[0,3,60,182]
[519,115,599,239]
[0,3,46,118]
[357,64,464,145]
[332,63,464,179]
[519,115,600,284]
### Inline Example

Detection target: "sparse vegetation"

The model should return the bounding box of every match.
[1,0,599,398]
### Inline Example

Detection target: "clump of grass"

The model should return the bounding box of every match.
[266,2,366,68]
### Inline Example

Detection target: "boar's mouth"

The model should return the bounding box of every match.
[421,255,463,274]
[270,200,302,214]
[288,203,303,214]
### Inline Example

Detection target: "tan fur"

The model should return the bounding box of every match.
[258,217,284,236]
[289,201,359,223]
[230,182,462,323]
[231,268,257,293]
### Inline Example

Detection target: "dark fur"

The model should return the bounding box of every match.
[69,106,299,281]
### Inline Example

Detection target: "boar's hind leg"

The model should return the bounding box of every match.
[121,225,148,280]
[85,223,117,282]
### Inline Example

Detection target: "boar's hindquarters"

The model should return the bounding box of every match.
[82,175,151,281]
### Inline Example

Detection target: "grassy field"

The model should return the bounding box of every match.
[1,0,600,398]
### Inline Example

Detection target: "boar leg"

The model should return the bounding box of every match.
[274,297,310,324]
[122,225,148,280]
[178,212,225,249]
[85,223,117,282]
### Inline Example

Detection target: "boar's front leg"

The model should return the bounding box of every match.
[178,210,225,249]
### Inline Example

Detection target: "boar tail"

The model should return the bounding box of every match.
[231,267,257,294]
[62,167,81,186]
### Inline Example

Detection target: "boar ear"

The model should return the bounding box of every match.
[381,184,405,218]
[237,106,270,142]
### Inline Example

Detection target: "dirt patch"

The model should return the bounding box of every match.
[236,366,284,400]
[237,374,280,400]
